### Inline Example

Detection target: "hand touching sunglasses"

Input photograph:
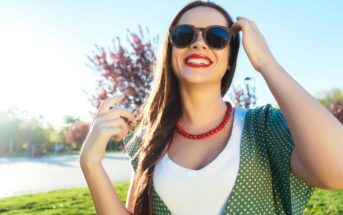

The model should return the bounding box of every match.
[169,24,233,50]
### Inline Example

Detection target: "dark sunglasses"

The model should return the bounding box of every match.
[169,24,233,49]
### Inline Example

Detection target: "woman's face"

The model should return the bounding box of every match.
[171,6,230,85]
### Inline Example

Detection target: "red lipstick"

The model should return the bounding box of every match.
[184,54,213,68]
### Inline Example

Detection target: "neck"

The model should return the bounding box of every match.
[177,81,230,133]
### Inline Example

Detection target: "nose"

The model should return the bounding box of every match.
[190,31,208,50]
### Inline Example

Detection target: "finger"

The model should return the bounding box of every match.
[237,16,256,27]
[231,17,256,35]
[236,16,248,20]
[101,127,122,139]
[231,21,243,35]
[96,94,125,116]
[100,118,129,141]
[96,107,137,125]
[250,20,259,32]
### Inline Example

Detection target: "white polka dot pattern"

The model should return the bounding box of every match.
[123,104,315,214]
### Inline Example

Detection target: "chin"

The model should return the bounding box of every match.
[178,70,215,84]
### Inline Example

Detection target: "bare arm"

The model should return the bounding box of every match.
[79,94,137,214]
[80,160,131,215]
[125,168,136,212]
[231,16,343,190]
[261,62,343,189]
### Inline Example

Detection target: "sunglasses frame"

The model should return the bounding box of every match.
[169,24,233,50]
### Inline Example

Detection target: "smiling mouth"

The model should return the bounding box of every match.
[184,54,213,68]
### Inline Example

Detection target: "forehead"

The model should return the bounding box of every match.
[176,6,228,27]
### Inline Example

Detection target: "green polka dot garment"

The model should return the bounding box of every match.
[123,104,315,214]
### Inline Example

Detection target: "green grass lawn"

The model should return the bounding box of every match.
[0,183,342,215]
[303,189,343,215]
[0,183,128,215]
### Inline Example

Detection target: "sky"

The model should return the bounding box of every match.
[0,0,342,127]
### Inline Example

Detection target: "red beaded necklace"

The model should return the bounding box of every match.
[176,101,233,139]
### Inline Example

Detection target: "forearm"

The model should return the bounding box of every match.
[80,161,131,215]
[260,62,343,187]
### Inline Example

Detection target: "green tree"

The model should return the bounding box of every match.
[0,110,23,155]
[45,123,64,153]
[19,117,49,157]
[65,122,90,151]
[315,88,343,108]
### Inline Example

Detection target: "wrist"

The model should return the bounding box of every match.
[80,155,102,168]
[258,60,281,75]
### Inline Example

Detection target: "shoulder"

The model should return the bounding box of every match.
[238,104,287,141]
[123,126,147,144]
[123,126,147,157]
[243,104,282,125]
[123,126,147,172]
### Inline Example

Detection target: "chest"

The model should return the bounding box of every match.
[165,116,234,171]
[151,124,276,215]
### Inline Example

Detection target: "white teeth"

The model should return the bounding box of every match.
[186,58,210,65]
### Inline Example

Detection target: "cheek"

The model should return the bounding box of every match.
[171,48,182,73]
[217,48,230,69]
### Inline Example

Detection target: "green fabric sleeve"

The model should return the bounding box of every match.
[264,104,314,215]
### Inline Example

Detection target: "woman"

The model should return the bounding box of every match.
[80,1,343,214]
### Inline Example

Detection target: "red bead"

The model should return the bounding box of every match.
[176,101,232,139]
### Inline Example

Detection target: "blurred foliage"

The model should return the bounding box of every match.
[315,88,343,124]
[85,24,159,116]
[0,110,93,157]
[329,101,343,124]
[65,122,90,150]
[230,76,257,109]
[315,88,343,108]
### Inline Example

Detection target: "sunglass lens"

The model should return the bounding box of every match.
[171,26,194,48]
[206,27,230,49]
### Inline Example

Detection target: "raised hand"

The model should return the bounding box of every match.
[231,16,278,73]
[79,94,137,165]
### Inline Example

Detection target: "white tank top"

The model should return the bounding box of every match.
[153,107,248,215]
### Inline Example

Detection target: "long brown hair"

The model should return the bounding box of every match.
[126,1,240,214]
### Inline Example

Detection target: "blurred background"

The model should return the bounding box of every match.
[0,0,342,214]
